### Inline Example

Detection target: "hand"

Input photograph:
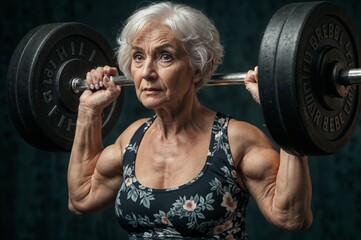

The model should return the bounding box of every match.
[79,66,121,114]
[245,66,260,104]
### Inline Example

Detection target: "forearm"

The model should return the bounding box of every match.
[272,150,312,229]
[68,108,103,204]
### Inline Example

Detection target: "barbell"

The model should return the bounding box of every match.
[6,1,361,155]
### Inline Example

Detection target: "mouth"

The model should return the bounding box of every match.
[142,87,162,94]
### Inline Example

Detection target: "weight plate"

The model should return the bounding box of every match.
[7,23,123,151]
[259,2,361,155]
[258,2,302,155]
[7,24,58,151]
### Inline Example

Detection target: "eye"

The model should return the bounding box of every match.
[160,53,173,62]
[133,52,144,62]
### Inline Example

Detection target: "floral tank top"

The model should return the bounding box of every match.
[115,112,250,239]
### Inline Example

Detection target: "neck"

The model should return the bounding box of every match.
[153,93,212,139]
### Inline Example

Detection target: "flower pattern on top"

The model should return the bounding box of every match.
[115,113,250,239]
[119,144,155,209]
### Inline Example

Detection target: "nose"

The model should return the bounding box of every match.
[142,59,158,82]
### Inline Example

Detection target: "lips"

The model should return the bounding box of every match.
[143,87,159,91]
[142,87,162,94]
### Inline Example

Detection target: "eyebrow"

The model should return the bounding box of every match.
[131,43,178,52]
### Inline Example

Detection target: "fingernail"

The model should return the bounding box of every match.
[95,83,100,90]
[99,81,104,88]
[89,84,94,90]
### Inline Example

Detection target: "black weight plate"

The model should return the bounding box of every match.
[258,2,303,154]
[259,2,361,155]
[7,24,60,151]
[7,22,123,151]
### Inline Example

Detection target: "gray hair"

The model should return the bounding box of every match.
[116,1,224,90]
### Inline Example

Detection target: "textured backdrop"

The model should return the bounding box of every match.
[1,0,360,239]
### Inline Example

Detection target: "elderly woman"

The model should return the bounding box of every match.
[67,2,313,239]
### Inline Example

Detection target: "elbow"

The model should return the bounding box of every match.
[282,215,313,231]
[68,203,83,215]
[68,199,83,215]
[68,198,91,215]
[271,209,313,231]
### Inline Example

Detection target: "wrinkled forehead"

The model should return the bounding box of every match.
[131,21,183,49]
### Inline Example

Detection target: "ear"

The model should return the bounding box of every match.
[192,69,202,83]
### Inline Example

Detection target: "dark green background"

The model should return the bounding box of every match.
[1,0,360,239]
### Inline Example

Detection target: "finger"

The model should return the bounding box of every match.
[94,67,105,90]
[86,72,95,90]
[246,86,260,104]
[245,70,257,83]
[88,67,104,90]
[245,81,257,91]
[79,88,93,103]
[103,65,119,76]
[102,74,112,88]
[103,76,121,100]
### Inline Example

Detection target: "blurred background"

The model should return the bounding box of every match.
[1,0,360,239]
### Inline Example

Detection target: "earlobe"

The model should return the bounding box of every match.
[192,69,201,83]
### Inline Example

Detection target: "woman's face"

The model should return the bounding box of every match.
[130,22,199,111]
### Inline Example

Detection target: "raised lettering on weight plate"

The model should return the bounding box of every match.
[56,46,67,61]
[322,113,345,132]
[79,42,84,56]
[344,89,354,114]
[42,39,97,134]
[66,118,76,132]
[303,81,321,126]
[48,105,59,117]
[302,20,356,133]
[43,90,53,104]
[309,23,344,51]
[89,49,96,63]
[58,115,65,128]
[43,68,53,85]
[54,113,76,132]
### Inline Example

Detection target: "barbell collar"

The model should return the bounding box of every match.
[71,72,247,93]
[339,68,361,85]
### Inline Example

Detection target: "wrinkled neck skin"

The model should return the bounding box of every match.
[151,88,211,141]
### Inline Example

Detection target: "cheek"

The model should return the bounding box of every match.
[167,67,194,88]
[130,65,141,84]
[130,63,137,79]
[130,66,142,97]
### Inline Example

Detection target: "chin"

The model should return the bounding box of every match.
[140,100,164,110]
[139,95,168,109]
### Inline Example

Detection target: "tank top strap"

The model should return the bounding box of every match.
[122,115,156,169]
[122,112,232,169]
[209,112,233,166]
[116,112,250,239]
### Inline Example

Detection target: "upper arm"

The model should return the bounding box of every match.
[70,118,147,213]
[229,120,280,220]
[229,120,312,230]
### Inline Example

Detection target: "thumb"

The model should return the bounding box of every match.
[79,89,93,102]
[103,75,121,98]
[245,82,260,105]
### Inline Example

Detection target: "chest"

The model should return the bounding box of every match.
[115,143,249,238]
[135,131,210,189]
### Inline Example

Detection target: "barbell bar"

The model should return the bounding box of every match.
[339,69,361,85]
[71,73,248,93]
[7,1,361,154]
[71,70,361,93]
[71,69,361,93]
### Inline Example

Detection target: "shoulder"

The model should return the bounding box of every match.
[227,118,279,177]
[116,118,150,148]
[228,118,273,154]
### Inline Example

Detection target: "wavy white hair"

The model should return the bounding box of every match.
[116,1,224,90]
